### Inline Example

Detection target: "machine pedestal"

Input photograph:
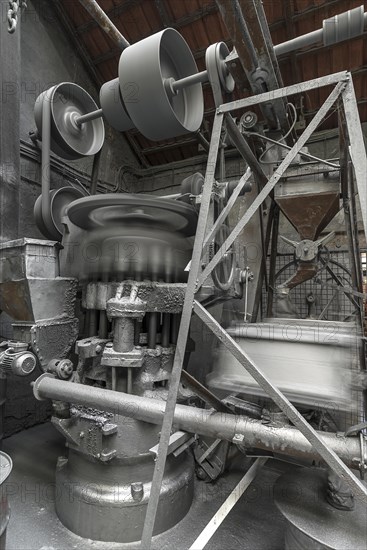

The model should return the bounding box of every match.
[55,448,194,543]
[275,469,367,549]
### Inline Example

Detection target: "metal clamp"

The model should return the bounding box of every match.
[345,422,367,480]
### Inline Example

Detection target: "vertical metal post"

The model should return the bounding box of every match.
[0,5,20,242]
[140,111,224,548]
[342,75,367,237]
[198,80,345,289]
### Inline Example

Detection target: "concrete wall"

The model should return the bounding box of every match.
[1,0,139,437]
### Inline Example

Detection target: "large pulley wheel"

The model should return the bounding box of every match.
[34,83,105,160]
[67,193,198,236]
[118,28,204,141]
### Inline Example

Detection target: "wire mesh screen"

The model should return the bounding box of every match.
[263,249,356,321]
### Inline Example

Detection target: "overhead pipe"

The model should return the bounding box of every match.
[78,0,130,51]
[33,374,363,472]
[275,6,367,57]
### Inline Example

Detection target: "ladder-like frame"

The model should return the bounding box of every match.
[141,71,367,548]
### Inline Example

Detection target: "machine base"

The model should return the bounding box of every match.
[275,469,367,549]
[55,449,194,543]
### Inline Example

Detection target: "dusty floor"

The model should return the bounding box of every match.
[2,423,289,550]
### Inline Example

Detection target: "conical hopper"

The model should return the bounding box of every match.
[274,178,340,240]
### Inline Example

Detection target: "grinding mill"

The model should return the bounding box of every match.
[0,2,367,549]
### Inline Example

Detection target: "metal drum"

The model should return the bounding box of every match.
[275,469,367,550]
[118,28,204,141]
[0,452,12,550]
[62,193,198,282]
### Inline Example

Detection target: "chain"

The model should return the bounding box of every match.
[7,0,27,34]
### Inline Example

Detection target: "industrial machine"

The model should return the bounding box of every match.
[0,2,366,548]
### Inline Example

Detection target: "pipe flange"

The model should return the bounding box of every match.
[101,345,144,368]
[32,372,56,401]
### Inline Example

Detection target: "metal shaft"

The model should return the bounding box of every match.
[114,317,134,352]
[33,374,363,474]
[75,108,103,126]
[171,70,208,93]
[148,313,158,349]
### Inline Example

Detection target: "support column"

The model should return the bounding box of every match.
[0,1,21,242]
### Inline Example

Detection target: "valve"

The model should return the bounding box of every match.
[47,359,74,380]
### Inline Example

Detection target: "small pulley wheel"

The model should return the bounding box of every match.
[34,83,105,160]
[34,186,86,241]
[211,224,236,292]
[118,28,204,141]
[206,42,235,106]
[67,193,198,236]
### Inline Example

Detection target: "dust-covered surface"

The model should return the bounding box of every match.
[3,423,286,550]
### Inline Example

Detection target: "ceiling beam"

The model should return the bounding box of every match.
[75,2,218,34]
[154,0,172,28]
[53,0,104,87]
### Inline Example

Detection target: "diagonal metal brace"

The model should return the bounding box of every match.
[198,79,346,289]
[193,299,367,501]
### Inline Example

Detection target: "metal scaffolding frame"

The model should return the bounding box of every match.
[141,70,367,548]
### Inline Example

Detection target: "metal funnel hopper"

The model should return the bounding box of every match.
[274,177,340,240]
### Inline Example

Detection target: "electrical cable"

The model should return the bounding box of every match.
[258,102,297,164]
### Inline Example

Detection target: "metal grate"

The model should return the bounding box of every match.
[263,249,356,321]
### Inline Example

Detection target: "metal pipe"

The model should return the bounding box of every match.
[274,8,367,57]
[181,370,232,414]
[171,314,180,345]
[171,70,208,93]
[88,309,98,336]
[75,108,103,126]
[248,132,340,169]
[225,114,267,187]
[148,313,158,349]
[127,368,133,394]
[98,311,108,339]
[78,0,130,51]
[113,317,134,352]
[33,375,362,471]
[275,29,323,57]
[161,314,170,348]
